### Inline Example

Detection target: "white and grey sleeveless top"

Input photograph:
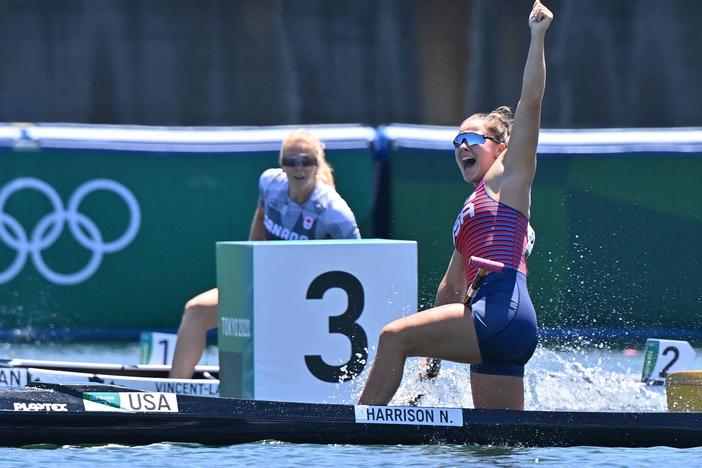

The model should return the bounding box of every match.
[258,168,361,240]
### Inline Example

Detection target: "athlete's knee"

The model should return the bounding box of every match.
[183,288,218,315]
[184,294,212,312]
[377,321,410,353]
[185,297,201,314]
[182,298,217,327]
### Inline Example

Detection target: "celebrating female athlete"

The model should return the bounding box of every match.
[359,1,553,409]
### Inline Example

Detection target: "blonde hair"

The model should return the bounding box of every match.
[279,129,335,188]
[461,106,513,144]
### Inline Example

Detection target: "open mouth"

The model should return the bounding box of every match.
[461,156,476,169]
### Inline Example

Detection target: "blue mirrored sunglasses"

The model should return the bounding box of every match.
[452,132,500,149]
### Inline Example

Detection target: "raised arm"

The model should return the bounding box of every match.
[502,1,553,182]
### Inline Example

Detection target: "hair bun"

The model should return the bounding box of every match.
[491,106,513,121]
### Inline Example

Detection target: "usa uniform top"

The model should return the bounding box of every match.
[452,179,538,378]
[452,179,529,281]
[258,168,361,240]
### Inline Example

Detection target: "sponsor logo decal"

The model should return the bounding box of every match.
[13,402,68,412]
[83,392,178,412]
[354,405,463,427]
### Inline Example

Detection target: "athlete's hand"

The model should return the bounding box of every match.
[529,0,553,35]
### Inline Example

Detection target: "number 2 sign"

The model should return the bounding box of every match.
[216,239,417,403]
[641,338,696,385]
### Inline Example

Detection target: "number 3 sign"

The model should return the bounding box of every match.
[216,239,417,403]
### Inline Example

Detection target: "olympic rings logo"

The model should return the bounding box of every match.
[0,178,141,285]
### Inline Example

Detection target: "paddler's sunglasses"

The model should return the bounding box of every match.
[281,155,318,167]
[452,132,501,149]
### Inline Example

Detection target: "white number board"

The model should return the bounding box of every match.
[641,338,696,385]
[139,331,215,366]
[217,239,417,403]
[139,332,178,365]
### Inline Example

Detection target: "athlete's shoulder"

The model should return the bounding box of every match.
[259,167,286,185]
[313,184,348,211]
[310,183,359,239]
[259,168,287,198]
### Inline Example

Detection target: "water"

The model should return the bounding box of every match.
[1,340,701,466]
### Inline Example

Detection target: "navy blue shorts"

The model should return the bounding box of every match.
[469,270,538,378]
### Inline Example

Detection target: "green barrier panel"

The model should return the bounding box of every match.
[385,125,702,333]
[0,124,376,336]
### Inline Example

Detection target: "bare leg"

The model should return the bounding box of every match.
[470,372,524,410]
[169,288,219,379]
[358,303,481,405]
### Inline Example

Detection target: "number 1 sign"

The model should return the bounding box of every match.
[216,239,417,403]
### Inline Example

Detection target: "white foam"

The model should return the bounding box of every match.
[346,345,680,411]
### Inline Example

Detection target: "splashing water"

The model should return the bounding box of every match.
[524,346,667,411]
[347,344,677,411]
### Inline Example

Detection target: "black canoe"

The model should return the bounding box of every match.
[0,382,700,448]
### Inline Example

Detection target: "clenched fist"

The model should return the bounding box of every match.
[529,0,553,34]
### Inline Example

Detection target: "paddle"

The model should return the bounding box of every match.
[407,256,505,406]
